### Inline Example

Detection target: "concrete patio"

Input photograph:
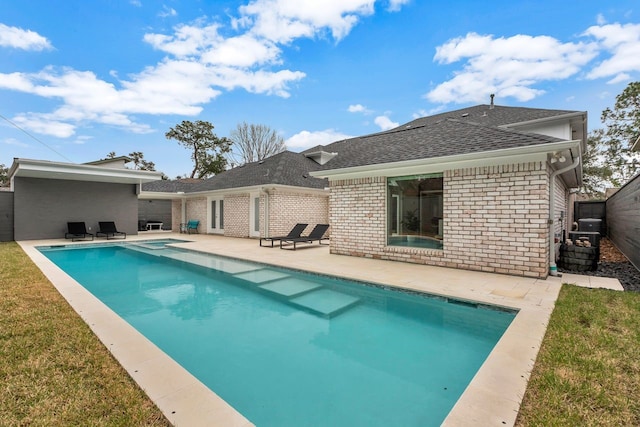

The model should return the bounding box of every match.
[19,233,622,426]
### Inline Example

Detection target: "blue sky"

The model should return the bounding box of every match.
[1,0,639,178]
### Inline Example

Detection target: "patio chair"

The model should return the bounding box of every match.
[280,224,330,250]
[180,219,200,234]
[260,223,308,247]
[97,221,126,239]
[65,222,94,242]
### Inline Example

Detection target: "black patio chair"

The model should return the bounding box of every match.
[97,221,126,239]
[260,223,308,247]
[65,222,94,242]
[280,224,330,250]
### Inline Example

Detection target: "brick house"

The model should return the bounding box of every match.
[141,151,330,238]
[309,103,586,278]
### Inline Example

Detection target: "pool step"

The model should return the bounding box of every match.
[233,269,290,284]
[258,277,322,298]
[161,251,259,275]
[289,289,360,318]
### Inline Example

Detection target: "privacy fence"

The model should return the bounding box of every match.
[606,173,640,269]
[0,191,14,242]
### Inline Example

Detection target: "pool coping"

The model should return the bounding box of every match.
[18,234,622,426]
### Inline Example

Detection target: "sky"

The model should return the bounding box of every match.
[1,0,639,179]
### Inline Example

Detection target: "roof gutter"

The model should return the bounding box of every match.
[548,155,581,276]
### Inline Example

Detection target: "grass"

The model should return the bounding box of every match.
[3,241,640,426]
[516,284,640,426]
[0,242,171,426]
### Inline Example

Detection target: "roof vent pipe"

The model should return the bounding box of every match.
[490,94,495,109]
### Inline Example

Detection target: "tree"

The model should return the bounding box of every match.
[581,129,617,198]
[0,163,8,187]
[600,81,640,182]
[165,120,232,179]
[581,81,640,198]
[228,122,286,166]
[105,151,158,171]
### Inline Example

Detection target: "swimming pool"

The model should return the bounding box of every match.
[39,242,516,426]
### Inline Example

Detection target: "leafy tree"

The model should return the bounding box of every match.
[165,120,232,179]
[600,81,640,182]
[128,151,156,171]
[105,151,158,172]
[581,130,617,198]
[0,163,8,187]
[228,122,286,166]
[581,81,640,198]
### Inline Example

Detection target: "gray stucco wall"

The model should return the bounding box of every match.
[0,191,14,242]
[13,177,139,240]
[138,199,172,230]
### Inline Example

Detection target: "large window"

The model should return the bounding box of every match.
[387,174,443,250]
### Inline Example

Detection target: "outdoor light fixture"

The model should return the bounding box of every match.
[549,152,566,164]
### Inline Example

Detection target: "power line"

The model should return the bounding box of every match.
[0,113,73,162]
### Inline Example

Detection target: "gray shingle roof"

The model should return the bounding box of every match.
[187,151,327,193]
[142,178,202,192]
[404,104,579,128]
[309,104,580,170]
[311,118,562,170]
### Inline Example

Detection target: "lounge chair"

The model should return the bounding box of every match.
[65,222,94,242]
[280,224,330,250]
[260,223,308,247]
[97,221,126,239]
[180,219,200,234]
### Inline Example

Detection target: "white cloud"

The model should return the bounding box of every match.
[286,129,353,150]
[2,137,29,148]
[584,23,640,82]
[0,24,52,51]
[239,0,376,43]
[13,113,76,138]
[0,0,403,139]
[596,14,607,25]
[387,0,410,12]
[348,103,372,114]
[158,5,177,18]
[374,115,398,130]
[426,32,598,104]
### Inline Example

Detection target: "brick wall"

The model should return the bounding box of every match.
[171,199,181,231]
[183,197,207,233]
[329,162,552,278]
[224,194,250,237]
[266,190,329,237]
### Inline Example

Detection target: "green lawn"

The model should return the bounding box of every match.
[2,241,639,426]
[516,285,640,426]
[0,242,170,426]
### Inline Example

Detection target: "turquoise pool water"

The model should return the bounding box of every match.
[388,235,443,250]
[39,242,516,426]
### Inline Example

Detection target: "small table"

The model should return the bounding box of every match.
[146,222,163,231]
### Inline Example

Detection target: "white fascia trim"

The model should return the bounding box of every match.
[10,158,162,182]
[138,191,180,200]
[169,184,329,199]
[497,111,586,129]
[310,140,582,180]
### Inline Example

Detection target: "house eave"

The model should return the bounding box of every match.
[142,184,330,199]
[9,158,162,184]
[310,140,582,180]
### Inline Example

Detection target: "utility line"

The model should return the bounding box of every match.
[0,113,73,162]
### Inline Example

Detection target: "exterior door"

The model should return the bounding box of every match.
[249,194,260,237]
[207,197,224,234]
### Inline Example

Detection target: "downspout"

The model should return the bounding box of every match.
[549,157,580,276]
